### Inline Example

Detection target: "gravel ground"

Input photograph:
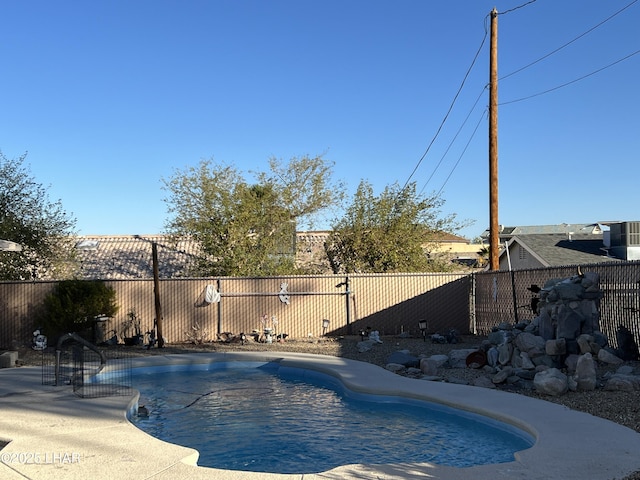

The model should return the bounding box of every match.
[13,334,640,480]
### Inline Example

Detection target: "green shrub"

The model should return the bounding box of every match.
[39,279,119,341]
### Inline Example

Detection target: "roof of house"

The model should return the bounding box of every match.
[75,235,201,280]
[504,233,619,267]
[431,232,469,243]
[480,223,609,238]
[71,231,475,280]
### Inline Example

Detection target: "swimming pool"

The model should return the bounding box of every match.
[4,352,640,479]
[125,361,533,474]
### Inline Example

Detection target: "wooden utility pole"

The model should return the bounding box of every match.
[152,242,165,348]
[489,7,500,270]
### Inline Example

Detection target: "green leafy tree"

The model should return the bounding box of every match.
[255,155,345,229]
[39,279,119,341]
[162,155,344,276]
[325,180,461,273]
[0,151,77,280]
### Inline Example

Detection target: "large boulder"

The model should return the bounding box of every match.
[514,332,545,357]
[448,349,478,368]
[604,374,640,392]
[598,349,624,365]
[533,368,568,396]
[387,351,419,368]
[419,357,439,376]
[546,338,566,356]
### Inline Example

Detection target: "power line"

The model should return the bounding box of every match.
[500,0,638,81]
[400,27,488,193]
[436,109,487,198]
[404,3,539,199]
[497,0,538,16]
[419,86,487,195]
[500,48,640,106]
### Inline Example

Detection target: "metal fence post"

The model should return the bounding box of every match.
[345,275,352,335]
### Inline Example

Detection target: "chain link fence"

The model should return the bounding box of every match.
[473,261,640,349]
[2,262,639,352]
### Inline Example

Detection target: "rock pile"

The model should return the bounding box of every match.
[386,272,640,396]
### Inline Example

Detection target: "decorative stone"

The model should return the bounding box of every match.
[576,334,593,354]
[384,363,406,373]
[566,339,580,355]
[506,375,521,385]
[492,366,513,384]
[556,307,582,340]
[497,343,512,365]
[514,321,529,331]
[579,299,600,333]
[487,329,511,346]
[538,309,555,340]
[604,375,639,391]
[533,368,568,396]
[514,368,536,380]
[486,347,499,367]
[473,376,496,389]
[448,349,478,369]
[616,365,635,375]
[511,348,523,368]
[387,351,419,368]
[429,354,450,367]
[567,375,578,391]
[376,273,617,398]
[0,351,18,368]
[514,332,546,356]
[554,281,584,301]
[546,338,566,356]
[419,357,439,376]
[575,352,597,391]
[519,351,535,369]
[482,364,496,374]
[531,354,555,368]
[598,349,624,365]
[589,342,601,355]
[564,354,580,373]
[593,332,608,348]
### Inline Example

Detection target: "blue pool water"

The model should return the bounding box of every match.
[127,362,533,474]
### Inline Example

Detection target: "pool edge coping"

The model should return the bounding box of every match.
[1,351,640,480]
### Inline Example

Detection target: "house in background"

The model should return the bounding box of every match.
[74,235,202,279]
[425,231,484,267]
[68,230,482,280]
[479,221,640,270]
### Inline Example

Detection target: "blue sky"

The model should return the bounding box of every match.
[1,0,638,240]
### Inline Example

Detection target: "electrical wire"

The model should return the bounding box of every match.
[497,0,538,16]
[500,48,640,106]
[400,3,536,197]
[400,1,637,209]
[418,86,487,195]
[400,26,488,193]
[436,109,487,197]
[500,0,638,81]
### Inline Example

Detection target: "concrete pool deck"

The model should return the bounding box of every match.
[1,351,640,480]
